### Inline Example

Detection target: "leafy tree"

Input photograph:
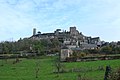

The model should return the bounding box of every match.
[106,67,120,80]
[101,46,112,54]
[104,66,111,80]
[53,56,65,73]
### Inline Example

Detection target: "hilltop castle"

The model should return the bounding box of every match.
[30,26,101,49]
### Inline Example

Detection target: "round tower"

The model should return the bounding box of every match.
[33,28,36,36]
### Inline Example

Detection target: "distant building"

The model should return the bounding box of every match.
[30,26,101,49]
[60,46,73,61]
[117,41,120,47]
[80,44,98,49]
[30,26,102,61]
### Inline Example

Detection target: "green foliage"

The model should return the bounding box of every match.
[83,46,120,54]
[32,40,45,55]
[72,51,86,58]
[0,38,61,55]
[105,67,120,80]
[1,39,120,80]
[104,66,112,80]
[77,74,90,80]
[0,41,15,54]
[0,57,120,80]
[101,46,120,54]
[101,46,112,54]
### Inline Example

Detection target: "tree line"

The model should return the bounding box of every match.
[0,38,61,55]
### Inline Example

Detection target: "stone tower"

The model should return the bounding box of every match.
[33,28,36,36]
[70,26,79,36]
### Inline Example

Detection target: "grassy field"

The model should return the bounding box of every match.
[0,57,120,80]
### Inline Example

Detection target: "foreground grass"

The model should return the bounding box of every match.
[0,57,120,80]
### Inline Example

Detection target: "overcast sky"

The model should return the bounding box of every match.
[0,0,120,42]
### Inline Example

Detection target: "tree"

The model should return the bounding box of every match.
[35,59,40,78]
[107,68,120,80]
[101,46,112,54]
[32,40,45,55]
[0,42,10,66]
[104,66,111,80]
[53,56,65,73]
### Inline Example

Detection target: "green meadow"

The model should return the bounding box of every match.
[0,57,120,80]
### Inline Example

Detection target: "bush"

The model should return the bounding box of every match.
[107,68,120,80]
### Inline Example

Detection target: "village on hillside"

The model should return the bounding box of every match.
[1,0,120,80]
[31,26,101,49]
[0,26,120,61]
[29,26,120,62]
[0,26,120,80]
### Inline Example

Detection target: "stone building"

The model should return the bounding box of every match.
[60,46,73,61]
[30,26,102,61]
[30,26,101,49]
